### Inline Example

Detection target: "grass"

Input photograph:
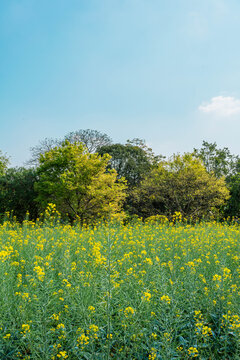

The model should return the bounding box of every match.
[0,212,240,359]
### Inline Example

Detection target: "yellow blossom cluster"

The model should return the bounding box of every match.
[0,216,239,358]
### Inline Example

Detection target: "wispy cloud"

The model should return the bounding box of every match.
[198,96,240,117]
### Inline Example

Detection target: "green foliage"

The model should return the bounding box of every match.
[0,167,39,221]
[224,173,240,218]
[4,135,240,222]
[98,139,158,188]
[0,220,240,359]
[194,141,240,219]
[35,141,126,223]
[126,138,163,164]
[131,153,230,219]
[29,129,112,166]
[194,141,239,178]
[0,150,9,176]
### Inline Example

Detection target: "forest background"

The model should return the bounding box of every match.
[0,129,239,224]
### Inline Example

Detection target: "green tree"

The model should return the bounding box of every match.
[0,167,39,221]
[35,141,126,223]
[98,140,159,188]
[29,129,112,166]
[126,138,163,164]
[131,153,229,219]
[194,142,240,218]
[0,150,9,176]
[194,141,238,178]
[224,173,240,218]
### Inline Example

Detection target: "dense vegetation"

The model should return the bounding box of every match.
[0,211,240,359]
[0,131,240,359]
[0,129,239,223]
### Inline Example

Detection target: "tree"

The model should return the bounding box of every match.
[29,129,112,166]
[194,141,238,179]
[98,140,159,188]
[0,167,39,221]
[35,141,126,223]
[224,173,240,218]
[126,138,163,164]
[64,129,112,153]
[29,137,61,166]
[194,142,240,219]
[0,150,9,176]
[131,153,229,219]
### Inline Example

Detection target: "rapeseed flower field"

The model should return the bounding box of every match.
[0,208,240,359]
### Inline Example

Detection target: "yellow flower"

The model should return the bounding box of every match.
[163,332,170,340]
[56,323,65,330]
[213,274,222,282]
[124,307,135,316]
[89,324,99,332]
[33,265,45,281]
[188,347,198,357]
[21,324,30,332]
[148,348,157,360]
[88,324,99,339]
[57,351,68,359]
[223,267,231,280]
[142,290,151,302]
[51,313,60,321]
[77,333,90,347]
[145,258,153,265]
[88,306,95,312]
[160,295,171,304]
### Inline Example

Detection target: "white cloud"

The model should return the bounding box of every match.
[199,96,240,117]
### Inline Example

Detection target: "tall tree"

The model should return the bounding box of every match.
[29,129,112,165]
[194,141,239,178]
[126,138,163,164]
[64,129,112,153]
[98,139,160,188]
[35,141,126,223]
[131,153,229,219]
[29,137,61,166]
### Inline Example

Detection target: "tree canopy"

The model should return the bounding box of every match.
[1,135,240,223]
[0,151,9,176]
[224,173,240,218]
[131,153,229,219]
[64,129,112,153]
[29,129,112,166]
[194,141,239,179]
[35,141,126,223]
[0,167,38,221]
[29,137,62,166]
[98,139,160,188]
[98,143,152,188]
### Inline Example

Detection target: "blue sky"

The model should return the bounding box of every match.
[1,0,240,166]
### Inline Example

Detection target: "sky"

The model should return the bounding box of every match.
[1,0,240,166]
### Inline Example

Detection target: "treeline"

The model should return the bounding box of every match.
[0,129,239,223]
